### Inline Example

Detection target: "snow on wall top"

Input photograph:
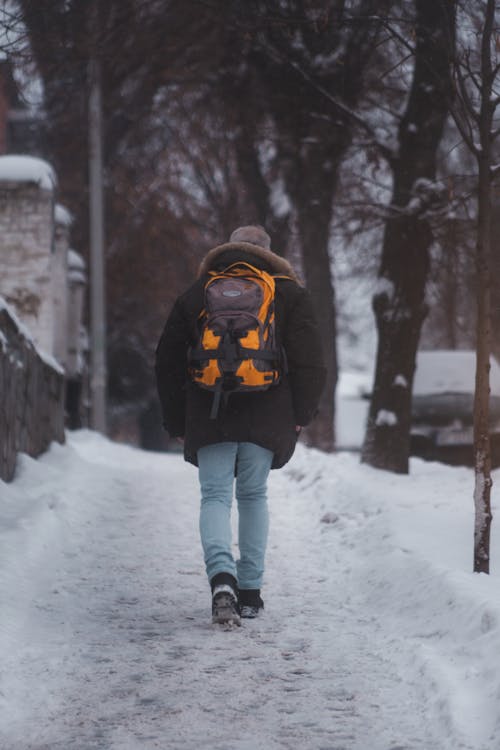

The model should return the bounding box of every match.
[0,155,56,191]
[414,350,500,397]
[68,249,85,269]
[67,249,86,284]
[55,204,73,226]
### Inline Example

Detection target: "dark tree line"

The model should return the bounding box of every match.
[14,0,397,449]
[8,0,500,514]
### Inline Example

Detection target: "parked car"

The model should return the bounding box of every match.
[410,350,500,467]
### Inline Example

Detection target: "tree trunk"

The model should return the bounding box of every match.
[473,159,493,572]
[441,219,460,349]
[472,0,496,573]
[294,144,339,451]
[245,1,391,452]
[232,117,292,254]
[361,216,431,472]
[361,0,455,473]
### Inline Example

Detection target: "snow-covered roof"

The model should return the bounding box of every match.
[0,155,56,191]
[414,350,500,397]
[55,204,73,226]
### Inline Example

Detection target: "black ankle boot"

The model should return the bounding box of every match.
[210,573,240,625]
[210,572,238,593]
[238,589,264,618]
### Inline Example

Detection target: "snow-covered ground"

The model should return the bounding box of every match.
[1,431,500,750]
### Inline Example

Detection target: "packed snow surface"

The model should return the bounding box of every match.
[1,431,500,750]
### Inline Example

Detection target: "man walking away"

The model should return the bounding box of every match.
[155,225,325,625]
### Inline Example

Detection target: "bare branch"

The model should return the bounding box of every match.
[450,52,483,156]
[462,49,483,94]
[467,69,484,95]
[283,57,398,167]
[449,101,481,157]
[480,0,495,101]
[378,51,413,82]
[378,18,416,59]
[456,65,481,124]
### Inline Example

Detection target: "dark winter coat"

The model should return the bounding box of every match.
[155,241,326,469]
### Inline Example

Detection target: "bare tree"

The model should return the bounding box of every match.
[212,0,396,451]
[420,212,476,351]
[16,0,435,455]
[361,0,456,473]
[450,0,500,573]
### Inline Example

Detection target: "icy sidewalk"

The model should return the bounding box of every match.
[1,432,500,750]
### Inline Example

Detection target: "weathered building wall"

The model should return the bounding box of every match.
[66,248,86,378]
[0,157,86,481]
[65,248,88,429]
[0,64,8,155]
[0,177,55,354]
[52,204,71,367]
[0,300,65,483]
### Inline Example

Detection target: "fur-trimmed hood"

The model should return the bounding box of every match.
[198,242,301,284]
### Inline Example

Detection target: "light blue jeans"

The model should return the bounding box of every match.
[198,442,273,590]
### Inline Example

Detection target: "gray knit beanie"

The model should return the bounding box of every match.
[229,225,271,250]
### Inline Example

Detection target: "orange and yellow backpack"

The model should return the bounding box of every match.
[188,262,288,418]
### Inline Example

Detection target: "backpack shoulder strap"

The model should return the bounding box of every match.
[219,261,267,277]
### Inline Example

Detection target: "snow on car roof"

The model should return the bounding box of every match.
[414,350,500,397]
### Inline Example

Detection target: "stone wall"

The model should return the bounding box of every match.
[0,156,87,481]
[52,206,70,367]
[0,178,55,353]
[0,301,65,483]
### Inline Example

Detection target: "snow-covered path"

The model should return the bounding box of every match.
[1,432,500,750]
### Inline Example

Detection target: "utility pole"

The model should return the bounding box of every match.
[88,44,107,433]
